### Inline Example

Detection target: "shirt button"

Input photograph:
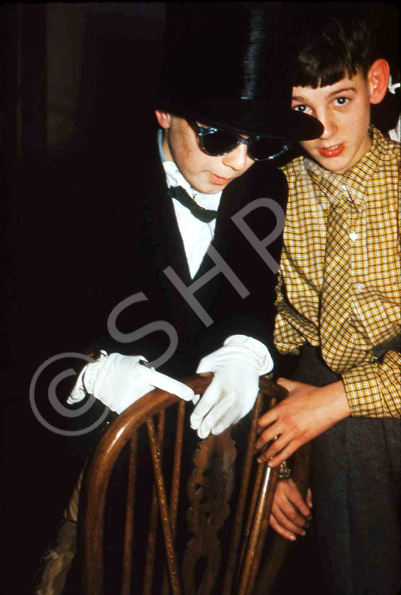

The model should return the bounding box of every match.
[354,283,364,292]
[350,232,358,241]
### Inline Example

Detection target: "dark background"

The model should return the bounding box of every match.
[0,3,399,594]
[0,5,166,594]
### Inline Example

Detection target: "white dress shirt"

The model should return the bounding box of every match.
[158,131,222,278]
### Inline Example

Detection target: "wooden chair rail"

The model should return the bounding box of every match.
[81,374,309,595]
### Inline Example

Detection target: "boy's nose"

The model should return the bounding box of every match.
[222,143,249,170]
[318,110,337,139]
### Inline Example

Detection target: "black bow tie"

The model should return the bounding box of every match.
[167,186,218,223]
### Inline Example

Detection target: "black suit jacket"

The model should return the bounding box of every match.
[67,129,287,368]
[5,116,287,440]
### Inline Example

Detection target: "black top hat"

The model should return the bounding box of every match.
[155,2,323,141]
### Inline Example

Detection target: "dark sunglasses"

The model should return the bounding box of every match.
[190,121,290,161]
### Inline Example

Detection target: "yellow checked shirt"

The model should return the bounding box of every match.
[275,126,400,418]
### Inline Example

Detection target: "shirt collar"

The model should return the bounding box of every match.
[157,129,222,210]
[303,126,390,211]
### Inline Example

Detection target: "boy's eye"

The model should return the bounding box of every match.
[292,104,307,113]
[334,97,349,106]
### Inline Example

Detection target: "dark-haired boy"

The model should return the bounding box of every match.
[256,10,400,595]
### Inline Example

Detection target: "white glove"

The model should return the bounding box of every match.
[388,76,400,142]
[190,335,273,439]
[67,351,195,414]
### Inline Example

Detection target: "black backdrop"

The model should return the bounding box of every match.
[0,5,166,593]
[0,3,398,594]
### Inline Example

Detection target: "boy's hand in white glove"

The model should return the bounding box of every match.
[67,351,195,414]
[190,335,273,439]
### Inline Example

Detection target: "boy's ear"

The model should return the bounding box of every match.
[155,110,172,129]
[367,59,390,105]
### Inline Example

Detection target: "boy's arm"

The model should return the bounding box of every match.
[255,350,401,465]
[255,379,351,466]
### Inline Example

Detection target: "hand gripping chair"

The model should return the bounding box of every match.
[80,374,311,595]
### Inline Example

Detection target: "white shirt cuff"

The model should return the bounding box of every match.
[223,335,273,375]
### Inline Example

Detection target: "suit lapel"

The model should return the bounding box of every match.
[143,140,192,283]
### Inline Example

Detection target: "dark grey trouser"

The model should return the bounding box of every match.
[293,345,401,595]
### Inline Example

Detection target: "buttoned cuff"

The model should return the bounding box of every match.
[341,357,401,418]
[67,350,108,405]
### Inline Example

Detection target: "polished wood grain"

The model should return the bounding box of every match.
[81,374,308,594]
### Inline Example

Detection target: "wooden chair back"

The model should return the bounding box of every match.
[80,374,308,594]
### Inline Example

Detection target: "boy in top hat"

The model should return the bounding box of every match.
[31,4,322,592]
[255,6,400,595]
[58,2,322,439]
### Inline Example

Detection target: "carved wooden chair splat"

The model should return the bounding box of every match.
[80,374,310,594]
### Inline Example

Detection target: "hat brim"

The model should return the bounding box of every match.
[155,96,324,141]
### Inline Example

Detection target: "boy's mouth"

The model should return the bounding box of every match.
[210,173,231,185]
[317,143,344,158]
